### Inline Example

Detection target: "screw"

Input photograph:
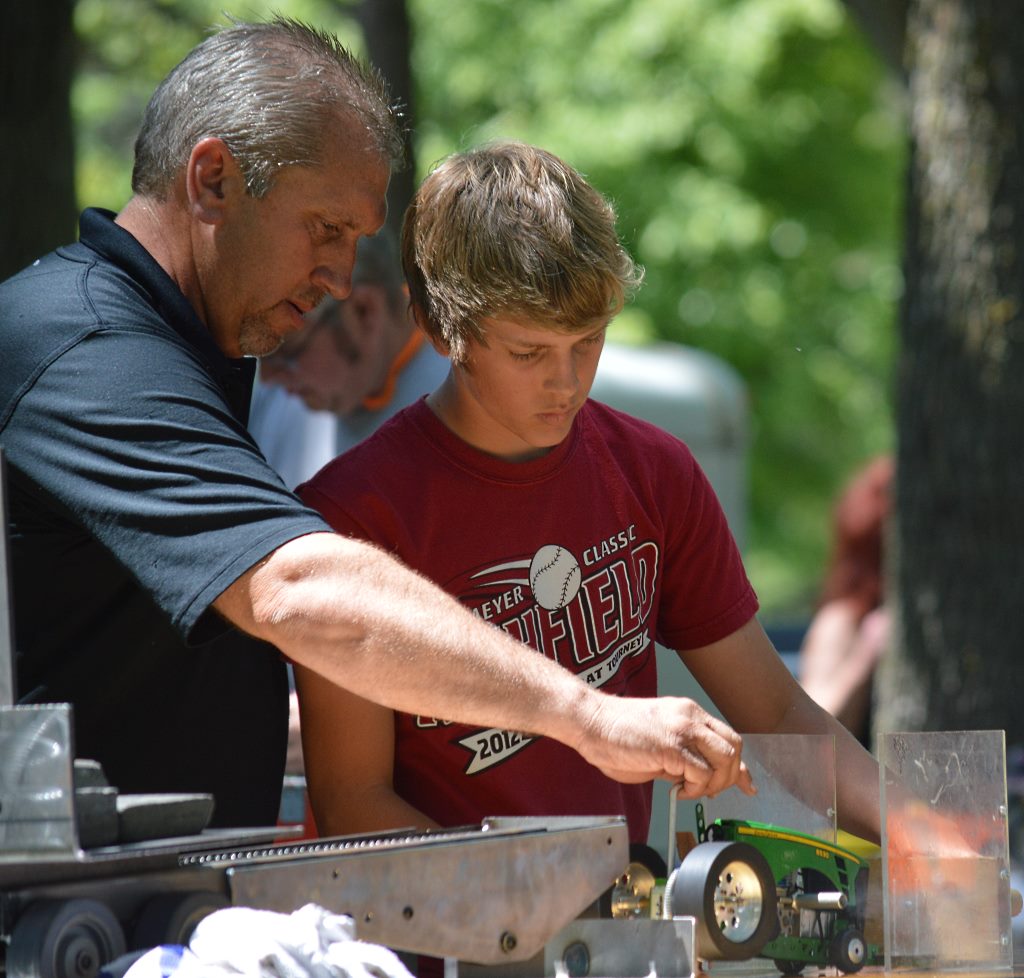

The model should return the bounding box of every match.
[402,906,414,920]
[500,932,517,954]
[562,941,591,977]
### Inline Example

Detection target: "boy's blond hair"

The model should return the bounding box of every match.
[401,141,642,363]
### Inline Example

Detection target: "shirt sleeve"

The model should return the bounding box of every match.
[651,434,759,651]
[4,327,331,638]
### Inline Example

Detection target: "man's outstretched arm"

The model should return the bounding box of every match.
[215,531,755,797]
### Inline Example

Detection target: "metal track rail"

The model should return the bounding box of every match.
[1,817,629,968]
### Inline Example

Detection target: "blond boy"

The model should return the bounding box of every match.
[297,142,879,844]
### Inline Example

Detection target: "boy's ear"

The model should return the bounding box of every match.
[410,303,450,356]
[185,137,240,224]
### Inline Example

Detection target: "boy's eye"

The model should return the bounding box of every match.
[510,349,539,361]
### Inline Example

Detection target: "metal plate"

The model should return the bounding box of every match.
[545,917,696,978]
[225,816,628,964]
[454,917,697,978]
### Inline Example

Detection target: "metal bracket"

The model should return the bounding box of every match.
[226,816,628,964]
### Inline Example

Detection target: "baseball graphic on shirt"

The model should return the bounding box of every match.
[529,544,582,611]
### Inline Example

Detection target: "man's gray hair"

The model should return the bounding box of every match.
[131,16,405,200]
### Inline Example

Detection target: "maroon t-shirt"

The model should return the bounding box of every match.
[299,397,758,843]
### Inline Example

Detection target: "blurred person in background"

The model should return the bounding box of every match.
[798,454,893,748]
[250,230,448,490]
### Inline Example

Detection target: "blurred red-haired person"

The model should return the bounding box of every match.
[798,455,893,746]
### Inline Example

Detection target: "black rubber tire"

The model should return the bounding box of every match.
[667,840,778,961]
[8,898,127,978]
[131,891,230,950]
[830,926,867,974]
[629,841,668,879]
[774,959,806,976]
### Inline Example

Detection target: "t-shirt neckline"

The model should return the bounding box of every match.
[407,397,583,484]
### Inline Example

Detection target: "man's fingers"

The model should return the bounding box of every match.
[681,715,748,797]
[669,707,746,797]
[735,761,757,796]
[579,693,754,799]
[704,714,745,751]
[672,776,708,801]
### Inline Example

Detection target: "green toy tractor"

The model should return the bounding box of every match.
[664,803,879,974]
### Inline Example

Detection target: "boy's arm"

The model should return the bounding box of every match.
[294,663,439,836]
[679,616,881,843]
[215,531,755,796]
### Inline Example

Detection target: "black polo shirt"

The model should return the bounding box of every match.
[0,208,331,827]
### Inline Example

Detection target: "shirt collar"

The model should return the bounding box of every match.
[75,207,257,417]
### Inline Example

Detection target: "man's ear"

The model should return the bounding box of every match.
[185,137,239,224]
[410,303,450,356]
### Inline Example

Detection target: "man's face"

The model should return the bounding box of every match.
[436,316,606,461]
[203,128,389,359]
[259,293,390,415]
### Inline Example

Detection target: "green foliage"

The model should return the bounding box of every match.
[73,0,364,209]
[410,0,904,616]
[72,0,903,618]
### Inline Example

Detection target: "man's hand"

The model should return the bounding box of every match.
[575,694,756,798]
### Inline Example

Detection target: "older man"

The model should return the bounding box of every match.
[0,18,751,829]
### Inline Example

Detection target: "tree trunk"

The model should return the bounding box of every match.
[840,0,909,77]
[0,0,78,280]
[877,0,1024,744]
[354,0,416,237]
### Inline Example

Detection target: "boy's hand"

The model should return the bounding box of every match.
[575,694,756,798]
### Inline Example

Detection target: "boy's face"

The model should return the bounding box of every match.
[437,315,606,461]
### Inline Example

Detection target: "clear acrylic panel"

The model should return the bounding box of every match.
[699,734,837,840]
[880,730,1012,972]
[667,734,837,870]
[0,704,77,855]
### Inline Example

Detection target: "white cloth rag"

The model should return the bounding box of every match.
[108,904,415,978]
